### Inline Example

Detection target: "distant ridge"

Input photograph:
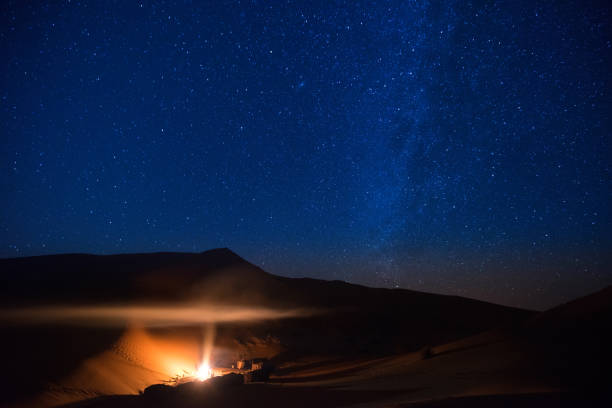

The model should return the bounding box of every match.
[0,248,532,332]
[0,248,528,313]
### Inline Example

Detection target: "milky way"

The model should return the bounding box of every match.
[1,1,610,309]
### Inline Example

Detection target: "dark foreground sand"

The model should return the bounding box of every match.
[59,386,570,408]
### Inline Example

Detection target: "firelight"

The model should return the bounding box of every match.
[195,363,212,381]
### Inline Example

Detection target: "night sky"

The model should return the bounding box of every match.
[1,1,610,310]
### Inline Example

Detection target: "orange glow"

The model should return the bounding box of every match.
[195,362,212,381]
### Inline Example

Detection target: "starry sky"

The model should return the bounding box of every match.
[1,0,611,310]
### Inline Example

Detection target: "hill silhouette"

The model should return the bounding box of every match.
[2,249,605,407]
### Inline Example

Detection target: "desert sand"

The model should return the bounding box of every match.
[0,249,609,407]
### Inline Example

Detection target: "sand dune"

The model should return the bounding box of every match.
[0,249,609,407]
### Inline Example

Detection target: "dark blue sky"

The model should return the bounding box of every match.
[1,0,610,310]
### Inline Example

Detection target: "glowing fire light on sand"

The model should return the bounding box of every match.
[196,362,212,381]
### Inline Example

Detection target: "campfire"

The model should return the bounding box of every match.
[195,362,213,381]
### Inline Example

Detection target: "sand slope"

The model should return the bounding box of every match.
[2,249,606,407]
